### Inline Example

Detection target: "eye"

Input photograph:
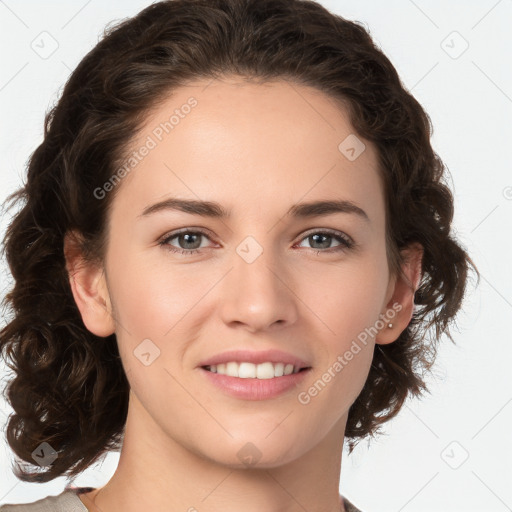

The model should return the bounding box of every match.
[159,229,213,256]
[295,229,354,254]
[158,228,354,256]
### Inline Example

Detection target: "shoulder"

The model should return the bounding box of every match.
[0,488,90,512]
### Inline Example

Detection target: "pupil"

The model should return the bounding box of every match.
[181,233,200,249]
[311,234,330,249]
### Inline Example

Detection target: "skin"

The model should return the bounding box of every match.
[65,77,422,512]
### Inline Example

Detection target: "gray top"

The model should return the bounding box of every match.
[0,487,363,512]
[0,488,89,512]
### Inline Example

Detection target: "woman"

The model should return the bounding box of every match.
[0,0,478,511]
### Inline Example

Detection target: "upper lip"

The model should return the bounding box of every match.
[197,349,311,369]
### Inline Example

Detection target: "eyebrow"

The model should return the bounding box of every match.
[139,197,369,222]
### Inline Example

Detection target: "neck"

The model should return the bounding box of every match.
[81,390,348,512]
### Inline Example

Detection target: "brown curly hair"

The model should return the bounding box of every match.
[0,0,478,483]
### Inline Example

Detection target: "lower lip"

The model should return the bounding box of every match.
[199,367,311,400]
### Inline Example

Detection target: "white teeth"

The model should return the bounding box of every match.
[239,362,257,378]
[206,361,303,378]
[273,363,284,377]
[226,362,238,377]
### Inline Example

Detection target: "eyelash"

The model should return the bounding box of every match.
[158,228,354,256]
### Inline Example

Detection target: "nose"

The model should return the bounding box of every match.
[218,239,299,333]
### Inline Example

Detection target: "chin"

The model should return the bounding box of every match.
[201,437,305,470]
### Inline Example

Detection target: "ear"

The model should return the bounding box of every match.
[63,230,116,337]
[375,242,423,345]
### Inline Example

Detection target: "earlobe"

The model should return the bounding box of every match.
[63,230,116,337]
[376,242,423,345]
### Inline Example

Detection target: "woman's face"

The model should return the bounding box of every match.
[88,77,398,467]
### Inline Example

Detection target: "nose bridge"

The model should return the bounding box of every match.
[234,232,286,296]
[219,231,297,330]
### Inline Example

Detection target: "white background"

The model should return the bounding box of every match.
[0,1,511,511]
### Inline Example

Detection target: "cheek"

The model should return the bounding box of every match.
[301,250,389,342]
[296,249,387,401]
[106,248,214,337]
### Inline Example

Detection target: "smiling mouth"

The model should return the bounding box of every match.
[202,361,311,379]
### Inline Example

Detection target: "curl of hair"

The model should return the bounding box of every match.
[0,0,479,482]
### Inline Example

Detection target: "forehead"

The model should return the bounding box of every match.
[111,77,385,229]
